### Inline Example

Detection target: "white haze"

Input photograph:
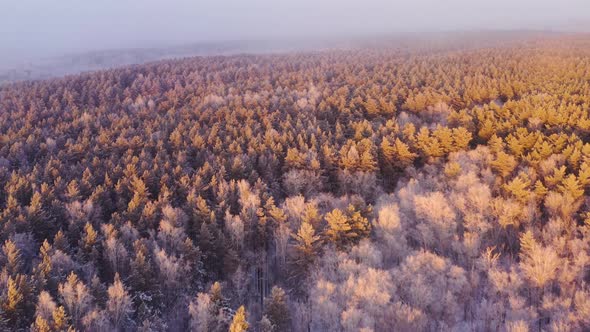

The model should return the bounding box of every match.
[0,0,588,67]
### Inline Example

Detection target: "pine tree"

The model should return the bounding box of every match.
[200,221,224,276]
[578,162,590,187]
[519,230,536,254]
[558,174,584,199]
[79,222,99,262]
[503,176,531,203]
[229,306,249,332]
[285,148,305,169]
[32,315,52,332]
[364,98,380,117]
[2,276,24,328]
[324,205,370,248]
[380,137,396,165]
[379,137,398,187]
[291,221,321,273]
[130,240,153,292]
[506,136,525,156]
[488,134,505,153]
[478,119,495,140]
[264,287,291,331]
[66,180,81,203]
[209,281,224,306]
[301,203,320,226]
[491,151,517,178]
[444,161,462,178]
[53,230,69,252]
[359,150,378,172]
[192,195,214,239]
[208,282,230,331]
[452,127,472,150]
[425,139,444,158]
[402,123,416,140]
[127,176,148,214]
[2,239,22,276]
[380,137,416,172]
[535,140,553,160]
[28,191,52,241]
[339,144,360,170]
[32,241,52,292]
[433,126,454,153]
[545,166,567,187]
[415,127,431,154]
[52,306,70,331]
[393,138,417,167]
[346,204,371,239]
[324,208,351,247]
[534,180,548,198]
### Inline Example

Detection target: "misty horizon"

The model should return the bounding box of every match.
[2,0,590,66]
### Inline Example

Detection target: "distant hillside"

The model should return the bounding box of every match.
[0,38,350,85]
[0,31,565,85]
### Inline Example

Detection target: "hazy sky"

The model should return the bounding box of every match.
[1,0,588,64]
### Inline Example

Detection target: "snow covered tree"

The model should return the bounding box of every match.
[264,287,291,331]
[106,273,133,330]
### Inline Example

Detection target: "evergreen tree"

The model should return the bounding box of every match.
[558,174,584,199]
[2,276,24,328]
[491,151,517,178]
[2,239,22,276]
[130,240,153,292]
[324,205,370,248]
[503,176,531,203]
[324,208,351,247]
[291,221,321,274]
[452,127,472,150]
[33,240,53,291]
[32,315,52,332]
[264,287,291,332]
[229,306,249,332]
[51,306,71,331]
[53,230,70,253]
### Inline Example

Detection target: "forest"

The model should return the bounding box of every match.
[1,34,590,331]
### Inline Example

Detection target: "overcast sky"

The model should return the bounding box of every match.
[1,0,589,64]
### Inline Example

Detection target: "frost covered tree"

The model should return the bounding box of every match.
[106,274,133,330]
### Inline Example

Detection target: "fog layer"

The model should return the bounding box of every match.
[1,0,589,65]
